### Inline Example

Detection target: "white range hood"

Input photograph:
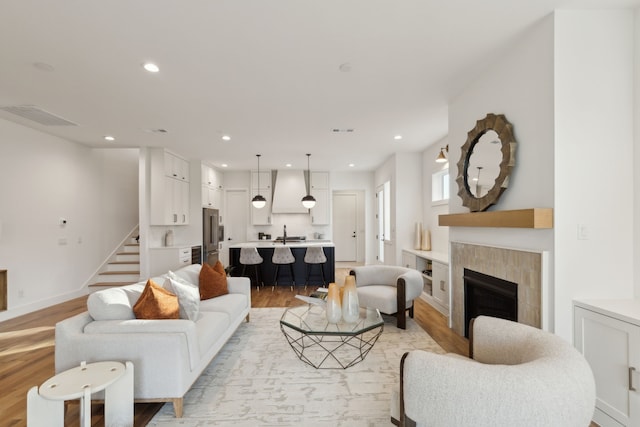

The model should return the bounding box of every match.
[271,170,309,213]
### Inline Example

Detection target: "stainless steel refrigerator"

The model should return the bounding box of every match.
[203,208,222,266]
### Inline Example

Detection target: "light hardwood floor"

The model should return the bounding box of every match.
[0,270,464,426]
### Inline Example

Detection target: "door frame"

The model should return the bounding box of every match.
[332,190,365,263]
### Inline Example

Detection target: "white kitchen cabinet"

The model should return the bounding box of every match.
[251,171,272,225]
[201,164,223,209]
[250,188,272,225]
[149,246,192,276]
[574,300,640,427]
[150,149,190,226]
[310,171,329,189]
[202,185,222,209]
[164,151,189,182]
[251,171,272,190]
[431,261,449,310]
[310,188,329,224]
[310,171,330,225]
[201,164,223,188]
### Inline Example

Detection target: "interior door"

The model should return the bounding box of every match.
[333,193,357,261]
[221,189,247,266]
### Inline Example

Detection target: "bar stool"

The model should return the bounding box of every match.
[304,246,327,286]
[240,247,263,290]
[272,246,296,290]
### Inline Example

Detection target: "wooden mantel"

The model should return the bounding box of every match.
[438,208,553,229]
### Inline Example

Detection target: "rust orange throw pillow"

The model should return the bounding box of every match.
[199,261,228,300]
[133,279,180,319]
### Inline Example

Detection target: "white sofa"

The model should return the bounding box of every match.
[392,315,596,427]
[55,264,251,417]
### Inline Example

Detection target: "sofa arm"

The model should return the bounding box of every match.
[227,276,250,298]
[55,318,193,400]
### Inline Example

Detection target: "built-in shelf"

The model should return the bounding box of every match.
[438,208,553,229]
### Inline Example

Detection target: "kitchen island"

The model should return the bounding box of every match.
[228,241,335,287]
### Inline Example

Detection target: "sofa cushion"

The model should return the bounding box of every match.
[195,311,230,358]
[199,261,228,300]
[172,264,202,287]
[87,283,145,320]
[133,279,180,320]
[83,318,201,370]
[199,293,249,317]
[164,276,200,321]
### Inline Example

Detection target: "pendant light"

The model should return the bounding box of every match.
[301,153,316,209]
[252,154,266,209]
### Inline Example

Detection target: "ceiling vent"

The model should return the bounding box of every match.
[0,105,78,126]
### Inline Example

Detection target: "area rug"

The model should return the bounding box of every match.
[148,308,445,426]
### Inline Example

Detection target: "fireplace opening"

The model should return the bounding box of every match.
[464,269,517,338]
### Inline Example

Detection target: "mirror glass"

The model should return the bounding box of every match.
[465,130,502,198]
[455,113,516,212]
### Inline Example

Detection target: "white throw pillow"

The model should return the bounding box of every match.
[87,287,137,321]
[164,276,200,321]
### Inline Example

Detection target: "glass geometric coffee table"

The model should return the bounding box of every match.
[280,304,384,369]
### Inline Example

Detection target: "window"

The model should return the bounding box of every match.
[376,180,391,262]
[432,168,449,204]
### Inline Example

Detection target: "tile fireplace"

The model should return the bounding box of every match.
[451,241,548,336]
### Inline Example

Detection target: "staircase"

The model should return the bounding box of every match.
[88,231,141,290]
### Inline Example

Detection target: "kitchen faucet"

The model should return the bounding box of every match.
[283,224,287,245]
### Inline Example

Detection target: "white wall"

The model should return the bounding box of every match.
[448,14,556,329]
[0,118,138,321]
[422,137,450,253]
[448,9,637,342]
[374,152,423,265]
[554,10,636,339]
[635,8,640,297]
[331,171,376,264]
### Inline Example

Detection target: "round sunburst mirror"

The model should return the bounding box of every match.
[455,113,517,212]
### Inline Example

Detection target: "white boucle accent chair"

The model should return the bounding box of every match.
[350,265,423,329]
[392,315,596,427]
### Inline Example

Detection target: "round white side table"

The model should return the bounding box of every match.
[27,360,134,427]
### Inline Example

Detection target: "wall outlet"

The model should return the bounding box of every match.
[58,237,68,245]
[18,289,24,298]
[577,224,589,240]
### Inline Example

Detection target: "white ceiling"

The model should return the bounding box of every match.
[1,0,638,171]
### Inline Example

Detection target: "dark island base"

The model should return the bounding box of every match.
[229,246,335,287]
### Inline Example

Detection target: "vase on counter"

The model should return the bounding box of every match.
[414,222,422,250]
[421,228,431,251]
[342,275,360,323]
[165,229,174,247]
[325,282,342,323]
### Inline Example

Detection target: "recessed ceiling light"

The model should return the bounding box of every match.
[348,163,355,168]
[285,163,292,168]
[394,135,403,140]
[104,135,115,141]
[143,62,160,73]
[221,135,231,141]
[221,163,228,168]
